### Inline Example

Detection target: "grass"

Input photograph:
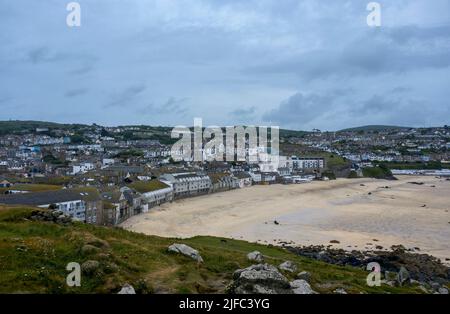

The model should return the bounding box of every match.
[0,205,425,294]
[127,180,169,193]
[0,184,62,194]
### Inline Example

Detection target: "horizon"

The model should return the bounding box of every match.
[1,119,448,132]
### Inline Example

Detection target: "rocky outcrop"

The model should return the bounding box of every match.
[287,245,450,288]
[118,284,136,294]
[290,279,317,294]
[296,271,311,282]
[229,264,292,294]
[168,243,203,263]
[247,251,264,263]
[279,261,297,273]
[30,210,72,225]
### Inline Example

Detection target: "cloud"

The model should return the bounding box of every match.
[105,84,147,108]
[229,106,257,122]
[138,97,189,116]
[263,92,334,127]
[64,88,88,98]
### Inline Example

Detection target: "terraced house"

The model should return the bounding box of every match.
[160,172,211,199]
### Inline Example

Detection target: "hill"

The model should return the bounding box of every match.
[338,125,411,132]
[0,205,427,294]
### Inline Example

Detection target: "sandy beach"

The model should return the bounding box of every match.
[122,176,450,262]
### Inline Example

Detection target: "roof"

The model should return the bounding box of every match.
[0,189,83,206]
[127,180,169,193]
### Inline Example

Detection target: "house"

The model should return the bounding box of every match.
[0,189,87,221]
[208,173,239,192]
[100,188,131,225]
[0,179,11,188]
[159,172,211,199]
[233,172,252,188]
[277,167,291,176]
[261,172,277,184]
[127,180,173,211]
[249,171,262,184]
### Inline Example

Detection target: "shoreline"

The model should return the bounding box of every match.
[121,175,450,263]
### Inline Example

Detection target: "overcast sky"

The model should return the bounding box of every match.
[1,0,449,130]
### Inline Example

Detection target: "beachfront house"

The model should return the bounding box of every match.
[159,172,211,199]
[0,189,87,221]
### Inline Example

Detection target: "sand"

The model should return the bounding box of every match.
[121,176,450,262]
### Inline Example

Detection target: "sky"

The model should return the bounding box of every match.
[0,0,449,131]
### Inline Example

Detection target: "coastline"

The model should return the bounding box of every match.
[121,175,450,263]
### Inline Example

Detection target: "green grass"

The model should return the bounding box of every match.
[0,184,62,194]
[127,180,169,193]
[0,206,424,294]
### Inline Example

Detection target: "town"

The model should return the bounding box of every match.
[0,121,449,227]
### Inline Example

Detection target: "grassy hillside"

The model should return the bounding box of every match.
[338,125,411,132]
[0,205,423,294]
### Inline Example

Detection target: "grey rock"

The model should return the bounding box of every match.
[279,261,297,273]
[438,287,449,294]
[230,264,292,294]
[118,284,136,294]
[81,244,100,255]
[247,251,264,263]
[81,260,100,275]
[290,279,317,294]
[296,271,311,282]
[333,288,348,294]
[168,243,203,263]
[397,266,410,286]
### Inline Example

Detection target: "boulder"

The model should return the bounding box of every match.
[230,264,292,294]
[438,287,449,294]
[247,251,264,263]
[296,271,311,282]
[168,243,203,263]
[290,279,317,294]
[81,244,100,255]
[397,266,410,286]
[81,260,100,275]
[333,288,348,294]
[118,284,136,294]
[279,261,297,273]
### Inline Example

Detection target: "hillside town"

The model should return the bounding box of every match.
[0,122,449,226]
[0,122,329,226]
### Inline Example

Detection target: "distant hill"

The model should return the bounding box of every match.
[338,125,412,132]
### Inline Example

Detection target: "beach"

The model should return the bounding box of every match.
[122,176,450,262]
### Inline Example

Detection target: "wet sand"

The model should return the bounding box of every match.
[122,176,450,262]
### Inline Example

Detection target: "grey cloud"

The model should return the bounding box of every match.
[65,88,88,98]
[106,84,147,108]
[138,97,189,116]
[229,106,257,122]
[263,92,334,126]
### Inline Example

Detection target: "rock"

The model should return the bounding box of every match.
[290,279,317,294]
[438,287,449,294]
[334,288,348,294]
[397,267,410,286]
[118,284,136,294]
[330,240,340,244]
[81,244,100,255]
[81,260,100,275]
[247,251,264,263]
[296,271,311,282]
[230,264,292,294]
[168,243,203,263]
[279,261,297,273]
